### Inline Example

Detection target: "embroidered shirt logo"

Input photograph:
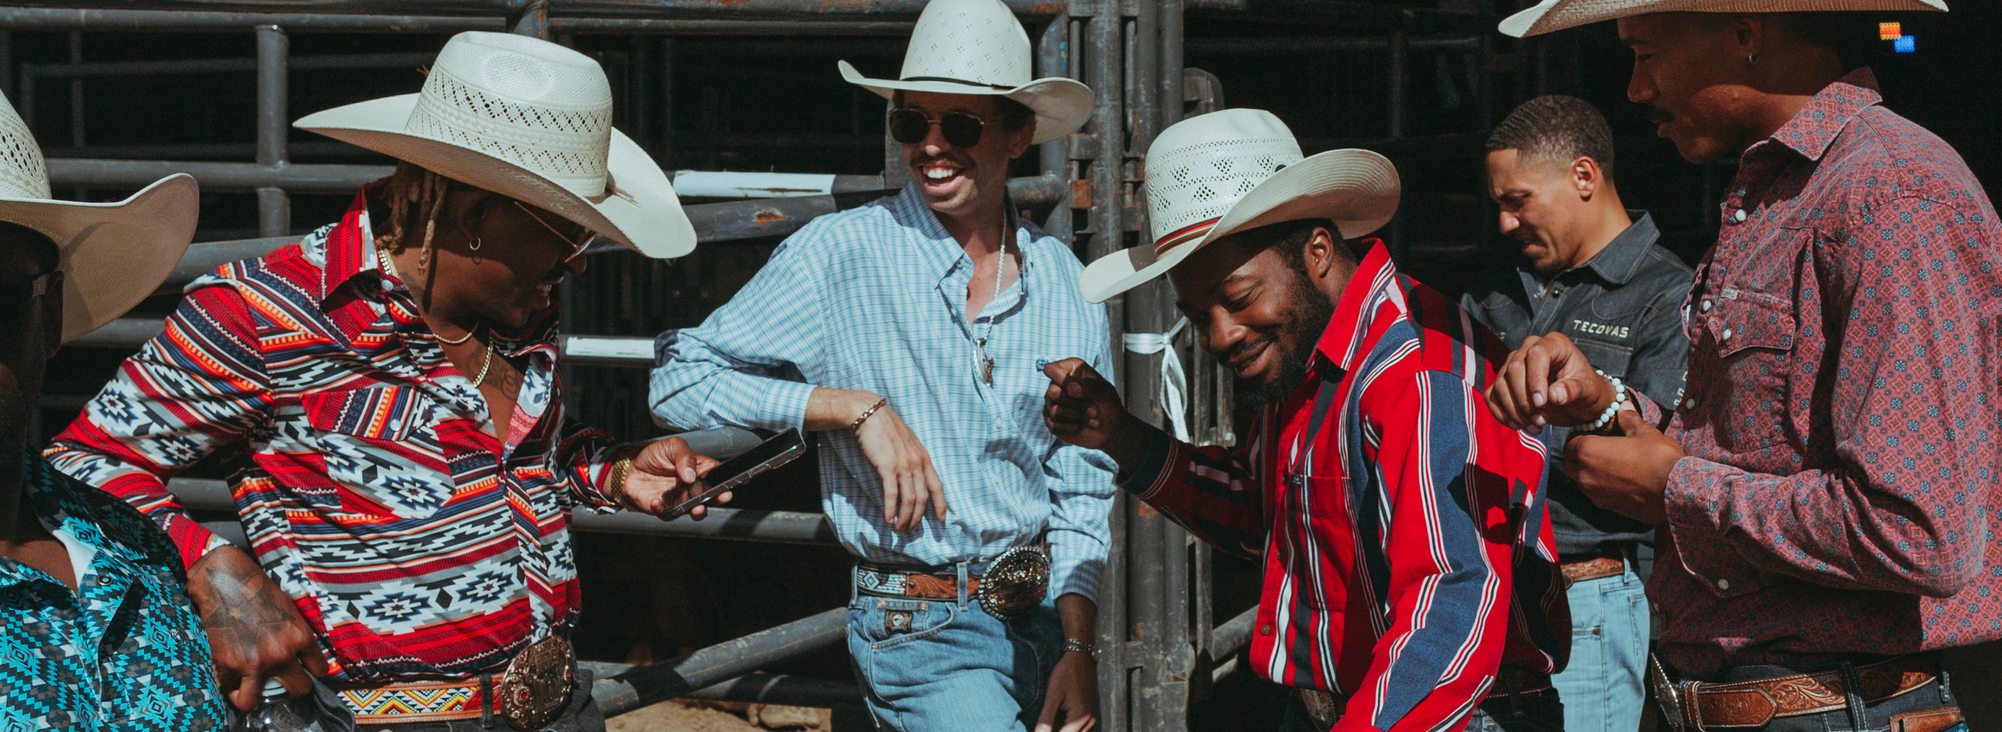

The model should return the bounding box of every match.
[1570,319,1630,339]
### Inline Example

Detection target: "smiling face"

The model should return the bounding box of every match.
[1487,148,1587,275]
[1620,13,1762,163]
[897,92,1034,226]
[1168,221,1350,405]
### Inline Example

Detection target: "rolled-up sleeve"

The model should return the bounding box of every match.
[649,234,825,433]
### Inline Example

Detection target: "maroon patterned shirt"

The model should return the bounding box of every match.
[1630,69,2002,677]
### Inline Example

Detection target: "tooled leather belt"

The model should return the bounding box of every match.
[855,546,1050,618]
[1559,554,1625,585]
[1653,653,1946,729]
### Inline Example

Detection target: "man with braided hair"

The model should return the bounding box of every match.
[47,32,713,731]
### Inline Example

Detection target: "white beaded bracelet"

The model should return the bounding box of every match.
[1581,370,1630,433]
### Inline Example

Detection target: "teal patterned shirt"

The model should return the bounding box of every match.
[0,455,226,730]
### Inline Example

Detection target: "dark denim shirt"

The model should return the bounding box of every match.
[1460,212,1693,560]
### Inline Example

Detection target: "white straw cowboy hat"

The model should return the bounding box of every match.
[1500,0,1948,38]
[0,92,198,342]
[295,31,696,259]
[838,0,1094,145]
[1078,109,1399,304]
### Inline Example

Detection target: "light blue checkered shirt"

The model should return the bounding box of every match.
[650,184,1117,600]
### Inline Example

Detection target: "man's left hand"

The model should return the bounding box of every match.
[1564,410,1683,525]
[1035,651,1097,732]
[621,437,725,519]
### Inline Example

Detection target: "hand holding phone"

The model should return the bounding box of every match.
[658,429,807,520]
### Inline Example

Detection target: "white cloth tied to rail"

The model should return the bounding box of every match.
[1121,317,1191,442]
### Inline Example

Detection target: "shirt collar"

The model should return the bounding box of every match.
[891,182,1032,286]
[317,191,385,305]
[1570,211,1661,286]
[1315,239,1397,376]
[1766,67,1882,163]
[0,455,128,591]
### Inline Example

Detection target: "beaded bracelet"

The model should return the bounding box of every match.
[1581,370,1630,434]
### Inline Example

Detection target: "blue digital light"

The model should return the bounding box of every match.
[1894,35,1916,54]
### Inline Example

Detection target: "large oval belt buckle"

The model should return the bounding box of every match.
[974,546,1049,619]
[496,635,575,731]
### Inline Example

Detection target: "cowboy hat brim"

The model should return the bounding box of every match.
[1499,0,1947,38]
[294,93,697,260]
[838,60,1094,145]
[1079,148,1399,304]
[0,173,199,342]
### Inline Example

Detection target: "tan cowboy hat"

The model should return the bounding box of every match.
[294,31,696,259]
[1500,0,1947,38]
[0,91,197,343]
[838,0,1094,145]
[1078,109,1399,304]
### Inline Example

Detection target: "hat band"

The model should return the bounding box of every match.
[1153,216,1220,255]
[899,76,1015,91]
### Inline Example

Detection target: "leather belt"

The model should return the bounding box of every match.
[855,565,982,601]
[1657,654,1941,729]
[334,636,576,730]
[1560,554,1625,585]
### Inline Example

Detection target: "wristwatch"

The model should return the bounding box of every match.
[1063,638,1096,656]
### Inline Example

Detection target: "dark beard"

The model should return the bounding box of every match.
[1236,275,1338,408]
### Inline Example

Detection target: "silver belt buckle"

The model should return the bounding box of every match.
[973,546,1049,618]
[1298,689,1342,728]
[496,635,575,731]
[1647,653,1691,732]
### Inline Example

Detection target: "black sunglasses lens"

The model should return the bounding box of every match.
[888,110,930,144]
[940,113,984,148]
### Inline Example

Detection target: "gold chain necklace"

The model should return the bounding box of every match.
[466,341,498,388]
[378,246,481,347]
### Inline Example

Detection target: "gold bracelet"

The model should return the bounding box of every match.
[605,449,638,509]
[850,397,890,433]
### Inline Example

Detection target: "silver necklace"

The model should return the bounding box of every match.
[972,220,1009,385]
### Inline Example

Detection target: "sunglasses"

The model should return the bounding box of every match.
[0,270,60,337]
[887,108,989,149]
[512,201,598,263]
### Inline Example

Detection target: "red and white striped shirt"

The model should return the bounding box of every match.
[1122,244,1566,731]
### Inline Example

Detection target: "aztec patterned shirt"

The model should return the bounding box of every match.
[651,183,1116,600]
[1118,244,1567,731]
[0,455,227,730]
[1627,69,2002,677]
[46,194,626,682]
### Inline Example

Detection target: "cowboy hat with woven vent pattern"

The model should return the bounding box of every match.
[838,0,1094,145]
[1077,109,1399,304]
[295,31,696,260]
[0,91,197,343]
[1500,0,1948,38]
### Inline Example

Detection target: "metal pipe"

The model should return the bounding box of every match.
[18,52,435,79]
[256,25,290,237]
[1208,606,1258,659]
[1033,16,1072,240]
[45,159,391,192]
[1185,35,1483,55]
[593,607,847,716]
[0,9,506,32]
[574,666,864,710]
[549,18,914,36]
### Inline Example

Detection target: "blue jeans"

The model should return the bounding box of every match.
[845,569,1063,731]
[1551,562,1650,731]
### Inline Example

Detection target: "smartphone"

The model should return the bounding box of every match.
[661,428,807,519]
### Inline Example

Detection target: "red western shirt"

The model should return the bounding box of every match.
[1121,244,1566,731]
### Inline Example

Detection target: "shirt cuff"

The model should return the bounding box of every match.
[1663,455,1756,598]
[758,379,816,433]
[1114,428,1176,500]
[1048,532,1104,602]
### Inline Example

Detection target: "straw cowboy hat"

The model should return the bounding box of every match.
[1078,109,1399,304]
[1500,0,1948,38]
[0,92,198,342]
[838,0,1094,145]
[295,31,696,259]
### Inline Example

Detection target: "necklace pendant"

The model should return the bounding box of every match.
[981,356,995,385]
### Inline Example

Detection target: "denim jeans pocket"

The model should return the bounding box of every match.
[851,597,959,652]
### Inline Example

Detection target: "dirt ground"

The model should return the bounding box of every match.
[608,700,833,732]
